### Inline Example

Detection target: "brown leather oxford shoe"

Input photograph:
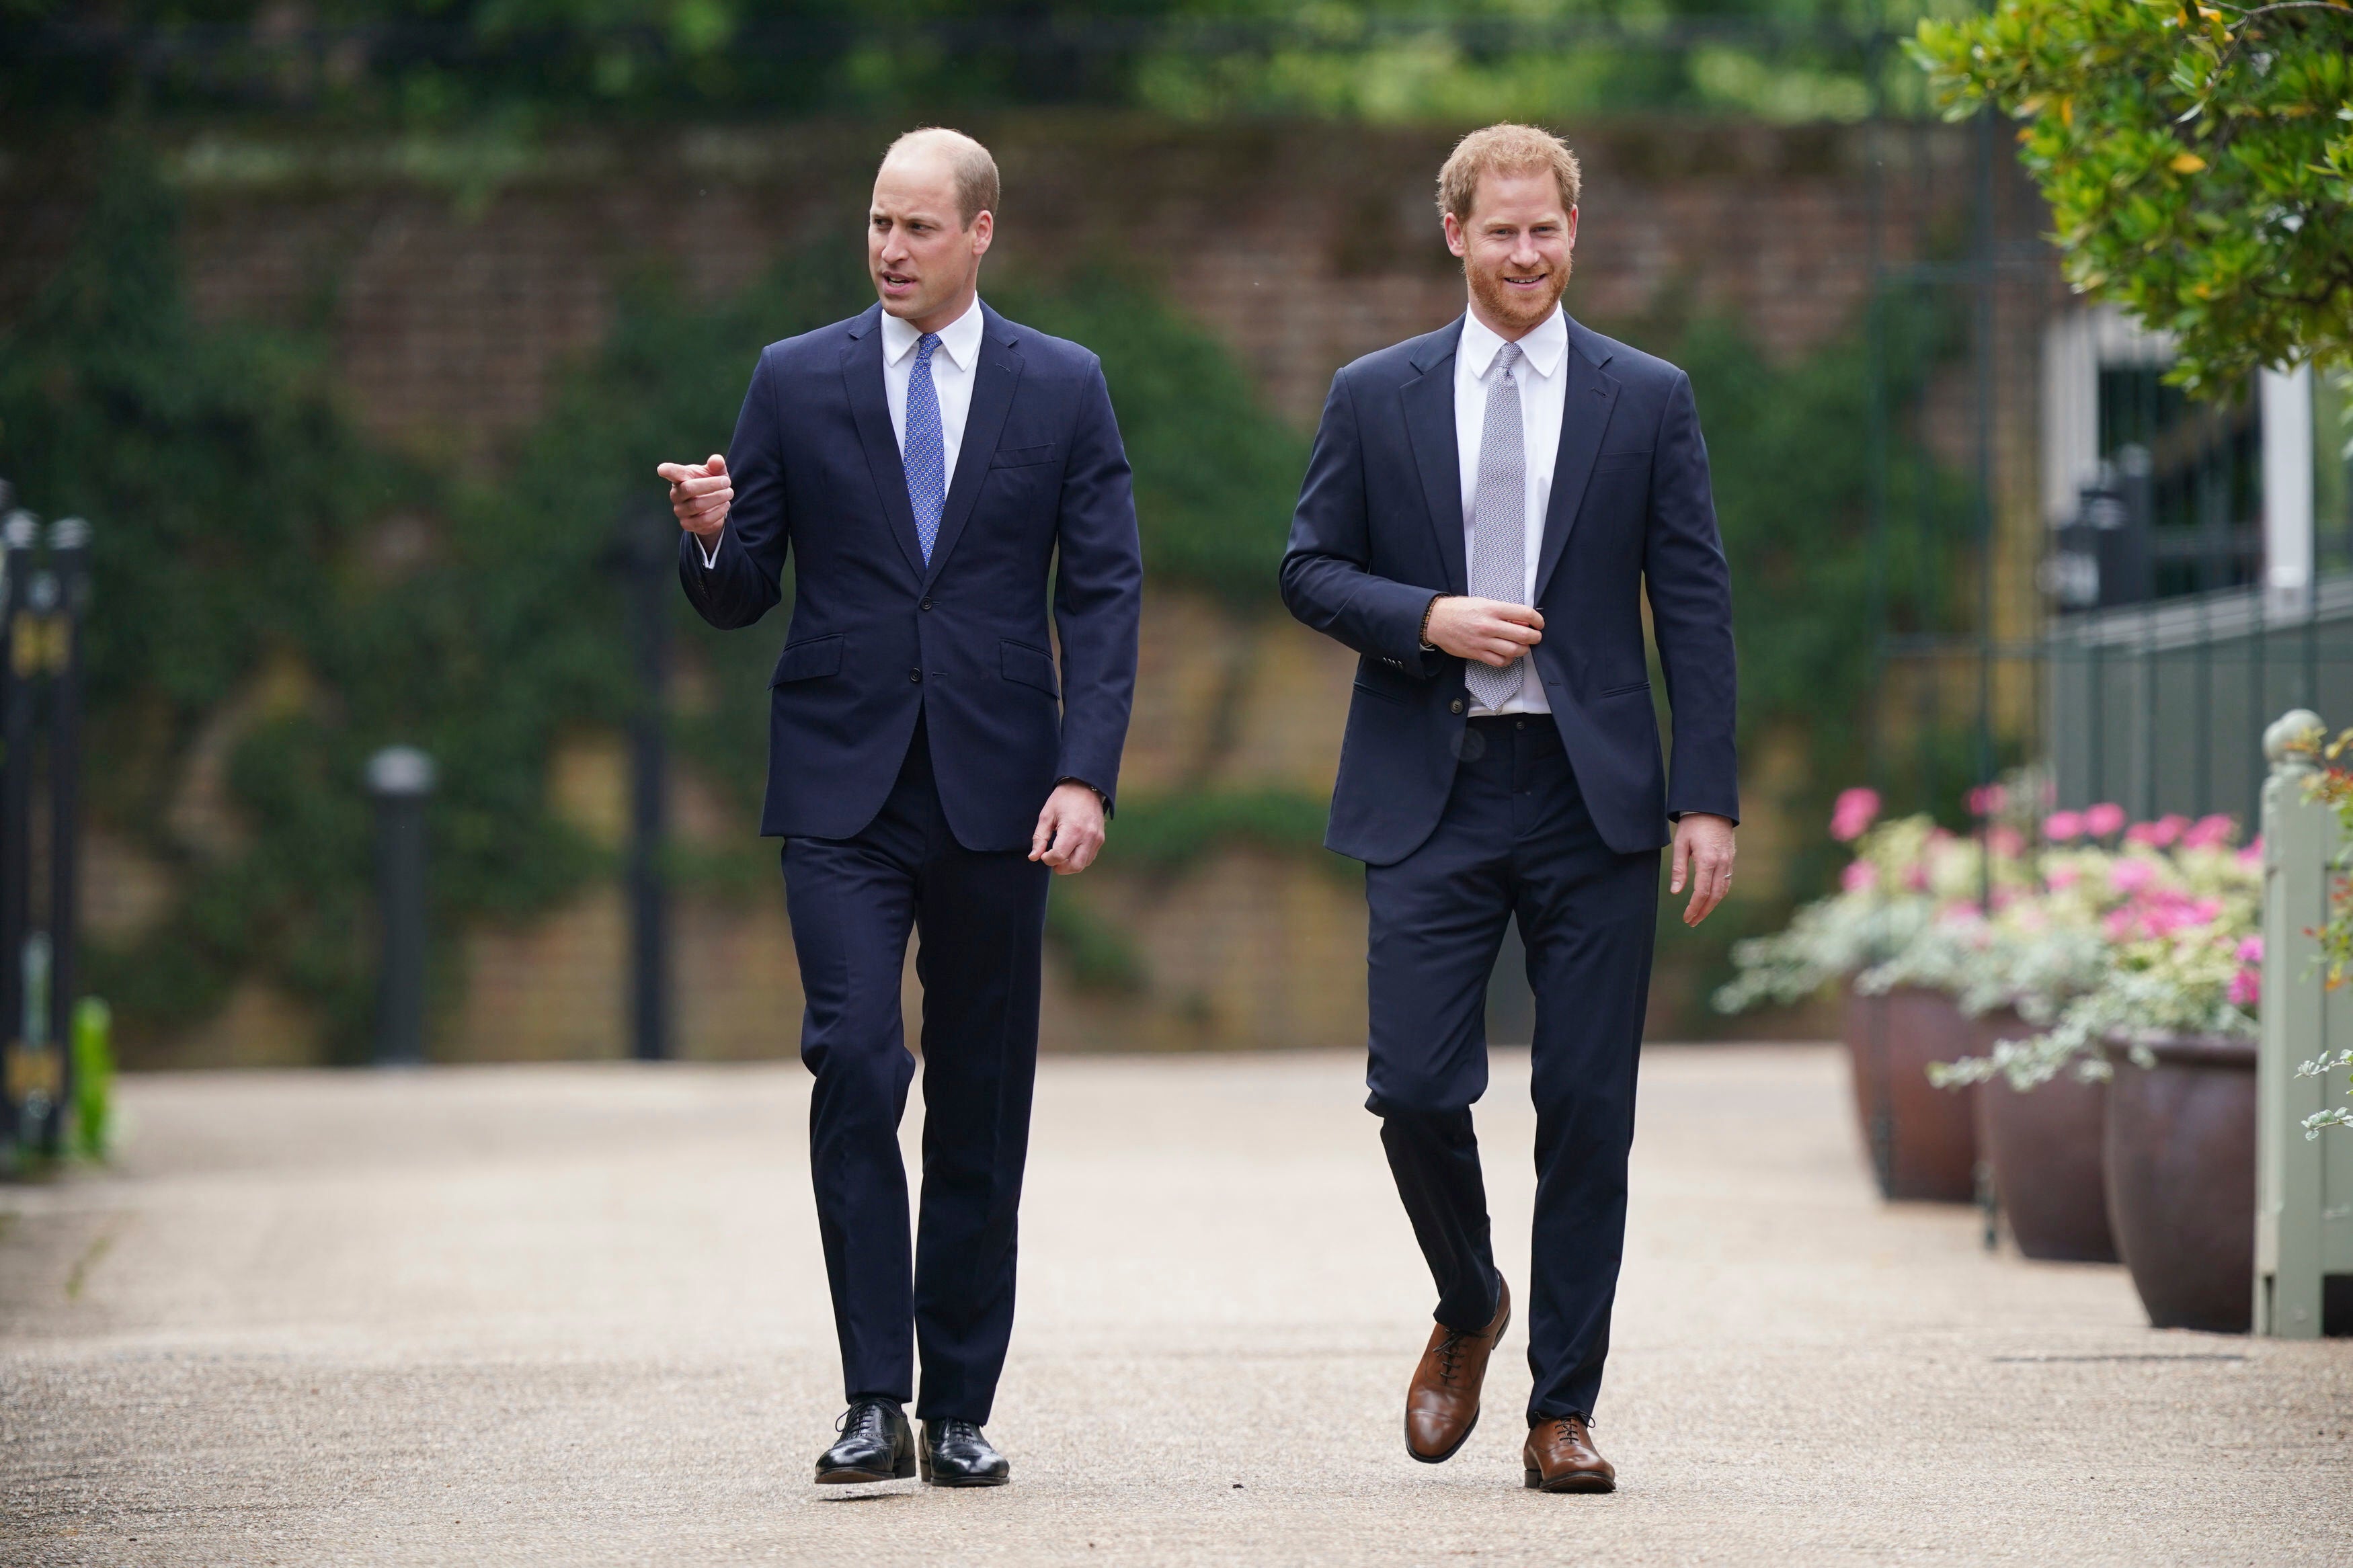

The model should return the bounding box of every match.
[1523,1411,1616,1493]
[1403,1276,1510,1463]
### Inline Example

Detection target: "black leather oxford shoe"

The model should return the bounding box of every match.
[918,1419,1010,1487]
[814,1398,915,1484]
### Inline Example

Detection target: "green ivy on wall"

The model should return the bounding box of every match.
[0,145,1967,1051]
[0,151,647,1057]
[0,148,1325,1051]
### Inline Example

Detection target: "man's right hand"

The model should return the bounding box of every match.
[1423,596,1544,667]
[657,454,733,540]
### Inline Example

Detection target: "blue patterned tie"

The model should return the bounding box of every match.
[904,333,946,564]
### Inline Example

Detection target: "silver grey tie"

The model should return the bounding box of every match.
[1465,341,1527,712]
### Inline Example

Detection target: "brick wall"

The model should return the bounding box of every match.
[15,112,1977,1062]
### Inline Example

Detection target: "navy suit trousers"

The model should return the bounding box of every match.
[782,714,1050,1423]
[1364,716,1659,1423]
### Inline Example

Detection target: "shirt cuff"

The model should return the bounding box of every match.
[694,531,723,569]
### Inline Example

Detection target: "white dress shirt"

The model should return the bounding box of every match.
[1453,305,1568,715]
[698,294,988,567]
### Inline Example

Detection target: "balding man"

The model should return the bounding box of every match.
[657,128,1142,1489]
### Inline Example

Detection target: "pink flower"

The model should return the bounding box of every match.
[1988,825,2026,860]
[2083,802,2127,837]
[2239,837,2264,866]
[2046,864,2081,891]
[1841,861,1878,893]
[2182,814,2235,850]
[1904,864,1930,892]
[2044,810,2085,841]
[2124,815,2189,847]
[2110,858,2155,894]
[1829,786,1880,843]
[2237,936,2264,965]
[2230,967,2261,1008]
[1967,783,2009,817]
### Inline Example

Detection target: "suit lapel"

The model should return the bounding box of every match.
[922,306,1022,589]
[1533,323,1620,604]
[1401,319,1468,597]
[841,308,927,581]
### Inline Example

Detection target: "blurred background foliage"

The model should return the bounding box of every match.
[0,133,1969,1048]
[7,0,1981,126]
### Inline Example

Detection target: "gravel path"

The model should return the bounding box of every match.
[3,1045,2350,1565]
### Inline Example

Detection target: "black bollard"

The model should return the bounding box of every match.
[366,746,436,1067]
[42,518,88,1159]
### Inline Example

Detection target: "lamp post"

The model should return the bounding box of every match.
[42,517,89,1159]
[615,505,672,1063]
[0,509,38,1158]
[366,745,436,1067]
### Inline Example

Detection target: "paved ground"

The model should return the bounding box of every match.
[2,1045,2350,1565]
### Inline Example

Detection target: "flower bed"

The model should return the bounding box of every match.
[1719,785,2260,1086]
[1720,784,2261,1260]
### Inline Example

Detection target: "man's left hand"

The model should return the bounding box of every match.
[1031,782,1107,875]
[1669,813,1737,927]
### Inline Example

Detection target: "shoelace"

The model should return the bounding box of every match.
[1435,1330,1470,1386]
[934,1419,981,1446]
[1547,1415,1595,1446]
[835,1401,891,1438]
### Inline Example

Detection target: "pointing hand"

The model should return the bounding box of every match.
[657,454,733,540]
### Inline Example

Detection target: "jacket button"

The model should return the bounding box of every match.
[920,598,932,612]
[909,669,922,683]
[1449,699,1465,714]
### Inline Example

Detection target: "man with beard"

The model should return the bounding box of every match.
[1280,122,1738,1493]
[657,127,1142,1488]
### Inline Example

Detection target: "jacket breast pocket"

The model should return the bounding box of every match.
[1001,638,1060,698]
[990,442,1058,470]
[1593,449,1652,474]
[771,633,842,686]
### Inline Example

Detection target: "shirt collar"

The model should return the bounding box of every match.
[1458,305,1568,382]
[881,295,986,370]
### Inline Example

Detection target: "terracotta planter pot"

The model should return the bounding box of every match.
[1972,1009,2117,1262]
[2099,1034,2256,1333]
[1841,986,1979,1203]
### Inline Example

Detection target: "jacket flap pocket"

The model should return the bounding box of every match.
[1593,449,1652,472]
[771,634,843,686]
[1353,657,1415,705]
[1001,638,1060,696]
[990,442,1058,469]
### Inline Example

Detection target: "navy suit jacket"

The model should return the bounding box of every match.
[1280,313,1738,865]
[680,301,1143,852]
